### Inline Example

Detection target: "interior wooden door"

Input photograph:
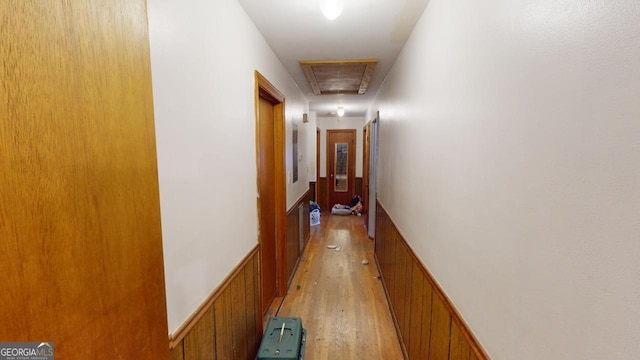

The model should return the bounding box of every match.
[363,122,371,227]
[257,96,278,314]
[0,1,169,359]
[326,129,357,207]
[255,71,287,314]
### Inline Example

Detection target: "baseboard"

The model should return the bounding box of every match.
[169,245,261,359]
[375,200,490,360]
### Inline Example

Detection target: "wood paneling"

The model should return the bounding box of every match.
[0,1,168,358]
[170,342,184,360]
[318,177,327,210]
[231,272,248,360]
[309,182,317,202]
[420,278,434,360]
[402,242,413,350]
[393,232,406,349]
[245,253,260,358]
[375,201,489,360]
[430,293,452,360]
[302,195,311,246]
[286,205,300,284]
[214,287,233,359]
[408,262,424,359]
[184,307,215,359]
[286,189,312,285]
[450,321,471,360]
[170,247,262,360]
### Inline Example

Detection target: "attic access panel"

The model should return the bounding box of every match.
[300,59,377,95]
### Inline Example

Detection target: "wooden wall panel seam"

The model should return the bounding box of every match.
[317,177,327,211]
[230,271,248,360]
[375,200,490,360]
[184,306,215,359]
[169,244,260,349]
[418,277,433,359]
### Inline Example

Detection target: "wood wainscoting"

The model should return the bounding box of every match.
[317,177,327,211]
[309,182,317,202]
[169,246,262,360]
[375,201,489,360]
[286,189,312,285]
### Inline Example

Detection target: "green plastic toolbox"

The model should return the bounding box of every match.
[257,317,306,360]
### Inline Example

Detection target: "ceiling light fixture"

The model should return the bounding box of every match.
[321,0,343,21]
[337,106,345,117]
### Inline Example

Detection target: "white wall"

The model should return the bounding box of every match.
[368,0,640,359]
[285,112,311,207]
[317,116,366,178]
[306,111,318,182]
[148,0,309,333]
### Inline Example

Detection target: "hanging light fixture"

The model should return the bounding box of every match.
[337,106,345,117]
[321,0,343,21]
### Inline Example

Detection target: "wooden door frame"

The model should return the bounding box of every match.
[325,129,357,208]
[316,127,320,202]
[254,71,288,309]
[363,121,371,227]
[368,112,379,238]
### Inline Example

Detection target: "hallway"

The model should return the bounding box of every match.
[4,1,639,359]
[276,213,403,359]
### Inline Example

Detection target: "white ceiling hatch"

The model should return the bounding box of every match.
[237,0,430,117]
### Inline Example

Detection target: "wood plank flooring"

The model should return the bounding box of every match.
[277,213,404,359]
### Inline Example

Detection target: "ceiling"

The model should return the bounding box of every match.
[237,0,430,117]
[300,59,377,95]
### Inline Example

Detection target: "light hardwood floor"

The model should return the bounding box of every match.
[276,213,404,359]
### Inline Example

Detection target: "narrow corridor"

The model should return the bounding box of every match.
[275,214,404,359]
